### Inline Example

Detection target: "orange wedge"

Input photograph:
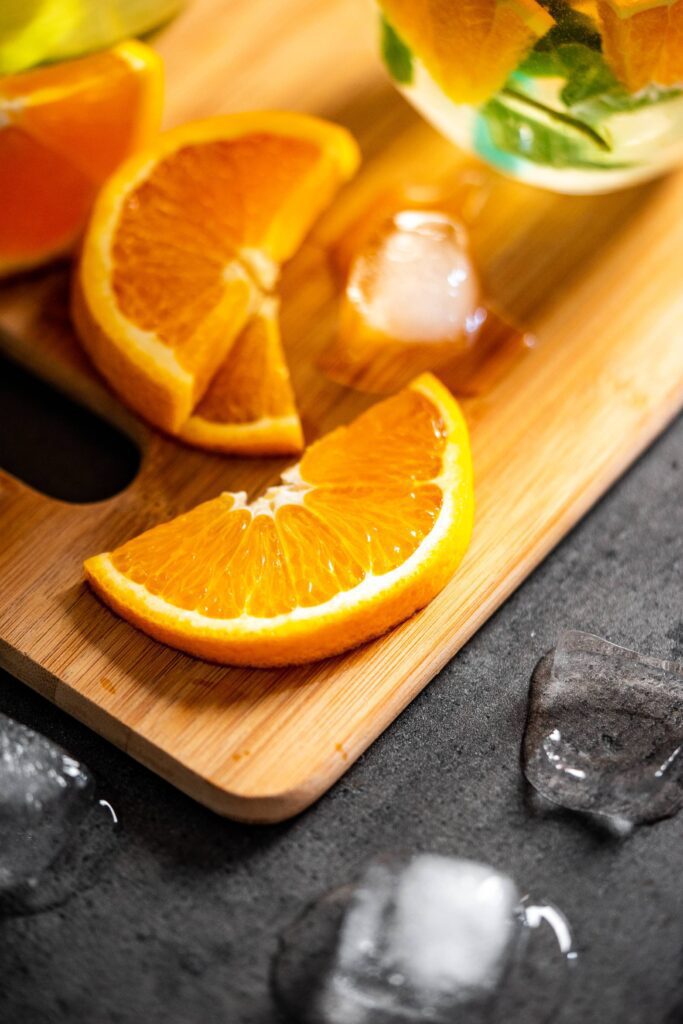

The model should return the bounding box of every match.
[179,298,304,457]
[0,40,162,278]
[85,373,474,667]
[380,0,554,105]
[597,0,683,92]
[73,112,360,434]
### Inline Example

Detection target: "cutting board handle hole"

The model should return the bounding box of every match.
[0,352,140,503]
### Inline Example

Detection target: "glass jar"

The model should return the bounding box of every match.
[379,0,683,194]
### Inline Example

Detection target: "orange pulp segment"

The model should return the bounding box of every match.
[380,0,554,105]
[0,39,162,277]
[84,373,474,666]
[73,112,360,434]
[179,297,304,456]
[597,0,683,92]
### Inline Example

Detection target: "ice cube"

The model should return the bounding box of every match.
[346,210,481,348]
[323,210,485,394]
[0,713,117,917]
[0,712,93,892]
[273,854,574,1024]
[523,630,683,830]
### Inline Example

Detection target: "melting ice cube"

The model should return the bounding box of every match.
[0,712,93,891]
[523,630,683,832]
[346,210,481,348]
[273,853,574,1024]
[0,713,116,915]
[324,210,485,393]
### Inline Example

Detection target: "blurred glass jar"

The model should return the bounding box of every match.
[378,0,683,195]
[0,0,183,74]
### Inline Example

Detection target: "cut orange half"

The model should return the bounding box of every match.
[597,0,683,93]
[0,39,162,277]
[380,0,554,105]
[73,112,360,433]
[85,373,474,667]
[179,298,304,457]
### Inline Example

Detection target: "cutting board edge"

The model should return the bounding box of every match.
[3,377,680,825]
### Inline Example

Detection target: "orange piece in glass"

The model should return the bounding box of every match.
[597,0,683,93]
[380,0,554,104]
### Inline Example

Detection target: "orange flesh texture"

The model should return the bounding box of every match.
[380,0,554,104]
[111,134,326,363]
[0,44,161,268]
[0,128,92,262]
[597,0,683,91]
[192,310,296,425]
[598,0,678,12]
[110,389,446,619]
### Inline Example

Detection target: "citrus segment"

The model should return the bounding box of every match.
[597,0,683,92]
[301,485,445,577]
[0,40,162,277]
[0,129,93,273]
[74,112,360,433]
[84,373,474,666]
[380,0,555,105]
[180,299,304,456]
[298,386,447,484]
[72,259,256,437]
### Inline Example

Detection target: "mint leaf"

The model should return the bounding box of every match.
[380,15,413,86]
[478,91,623,169]
[557,43,619,106]
[516,49,564,78]
[517,1,627,107]
[518,26,677,117]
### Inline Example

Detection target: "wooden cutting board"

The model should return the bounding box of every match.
[1,0,682,823]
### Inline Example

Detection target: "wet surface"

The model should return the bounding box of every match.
[523,632,683,834]
[0,416,681,1022]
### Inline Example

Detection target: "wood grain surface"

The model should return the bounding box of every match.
[1,0,682,822]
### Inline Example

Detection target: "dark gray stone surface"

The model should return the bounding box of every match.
[0,414,681,1024]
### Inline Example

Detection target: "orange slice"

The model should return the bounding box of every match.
[597,0,683,92]
[380,0,554,105]
[85,373,474,667]
[73,112,360,434]
[0,40,162,278]
[179,298,304,457]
